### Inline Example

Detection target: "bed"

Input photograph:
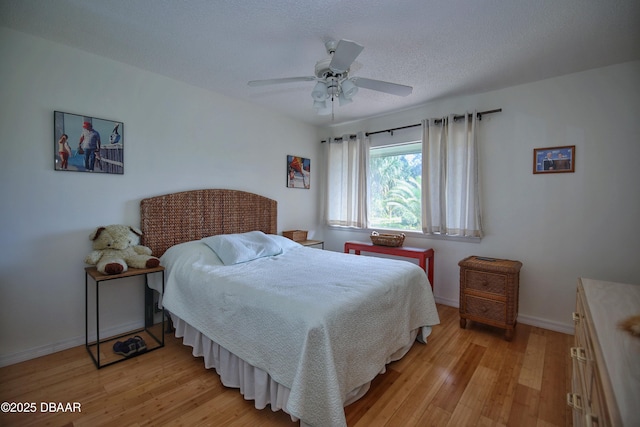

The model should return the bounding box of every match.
[141,189,440,427]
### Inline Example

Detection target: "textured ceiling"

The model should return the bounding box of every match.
[1,0,639,127]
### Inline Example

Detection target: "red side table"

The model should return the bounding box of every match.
[344,241,434,289]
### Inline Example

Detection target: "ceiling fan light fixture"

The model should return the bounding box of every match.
[338,93,352,106]
[311,82,328,101]
[341,78,358,99]
[313,99,327,110]
[326,76,340,97]
[316,105,332,116]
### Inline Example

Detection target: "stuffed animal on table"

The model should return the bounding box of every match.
[85,224,160,275]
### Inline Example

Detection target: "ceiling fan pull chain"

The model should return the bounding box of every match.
[332,96,335,121]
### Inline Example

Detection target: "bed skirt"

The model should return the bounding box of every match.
[171,313,430,426]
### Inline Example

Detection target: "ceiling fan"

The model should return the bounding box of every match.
[247,39,413,116]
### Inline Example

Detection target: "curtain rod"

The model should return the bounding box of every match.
[321,108,501,142]
[366,108,502,137]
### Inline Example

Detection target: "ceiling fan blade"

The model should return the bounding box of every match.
[248,76,315,87]
[329,39,364,73]
[351,77,413,96]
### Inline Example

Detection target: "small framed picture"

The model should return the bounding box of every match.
[54,111,123,174]
[533,145,575,174]
[287,155,310,189]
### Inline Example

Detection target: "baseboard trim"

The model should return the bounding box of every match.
[517,313,575,335]
[0,320,143,368]
[2,302,574,367]
[434,297,575,335]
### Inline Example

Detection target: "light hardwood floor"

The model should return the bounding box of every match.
[0,304,574,426]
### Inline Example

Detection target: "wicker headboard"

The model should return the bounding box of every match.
[140,189,277,257]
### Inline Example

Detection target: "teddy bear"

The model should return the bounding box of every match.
[85,224,160,275]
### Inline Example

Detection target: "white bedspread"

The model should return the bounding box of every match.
[152,239,440,427]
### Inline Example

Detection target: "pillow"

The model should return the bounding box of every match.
[161,240,224,268]
[201,231,282,265]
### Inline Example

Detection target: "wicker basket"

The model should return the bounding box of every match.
[283,230,308,242]
[370,231,405,247]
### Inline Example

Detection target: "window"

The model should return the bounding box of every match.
[368,141,422,231]
[325,113,482,238]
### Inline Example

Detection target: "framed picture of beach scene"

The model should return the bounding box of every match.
[54,111,124,174]
[533,145,575,174]
[286,155,310,189]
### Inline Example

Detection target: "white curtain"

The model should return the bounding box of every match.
[421,112,483,237]
[325,132,369,228]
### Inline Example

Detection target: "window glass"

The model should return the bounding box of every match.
[368,141,422,231]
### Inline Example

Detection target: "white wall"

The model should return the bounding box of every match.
[0,28,322,366]
[323,61,640,333]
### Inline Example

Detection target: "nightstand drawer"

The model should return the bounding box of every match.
[464,270,506,295]
[464,295,506,323]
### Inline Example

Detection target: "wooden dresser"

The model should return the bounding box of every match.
[569,278,640,427]
[458,256,522,340]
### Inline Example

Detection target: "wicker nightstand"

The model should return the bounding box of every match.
[458,256,522,340]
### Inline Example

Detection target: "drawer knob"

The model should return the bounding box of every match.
[570,347,587,363]
[566,393,584,411]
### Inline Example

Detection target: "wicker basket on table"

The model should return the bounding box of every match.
[370,231,405,247]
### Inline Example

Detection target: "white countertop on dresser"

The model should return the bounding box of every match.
[580,278,640,427]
